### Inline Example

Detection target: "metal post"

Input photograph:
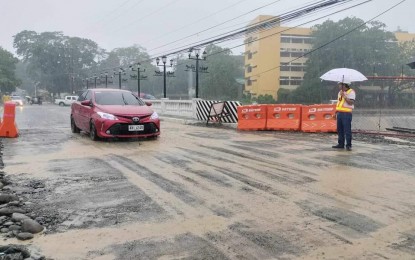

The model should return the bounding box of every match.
[86,79,89,89]
[71,76,74,94]
[119,71,122,89]
[196,58,199,98]
[94,76,97,88]
[163,63,166,98]
[105,74,108,88]
[137,68,141,95]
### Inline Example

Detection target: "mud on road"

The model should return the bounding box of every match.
[1,105,415,259]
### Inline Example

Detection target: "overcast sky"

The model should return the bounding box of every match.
[1,0,413,58]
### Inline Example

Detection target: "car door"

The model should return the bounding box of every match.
[78,91,93,130]
[72,92,86,130]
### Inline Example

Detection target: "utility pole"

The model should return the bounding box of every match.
[156,56,173,98]
[188,48,207,98]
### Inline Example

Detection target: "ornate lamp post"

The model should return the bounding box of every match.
[156,56,173,98]
[130,63,146,95]
[101,72,108,88]
[114,69,124,89]
[188,48,207,98]
[94,74,98,88]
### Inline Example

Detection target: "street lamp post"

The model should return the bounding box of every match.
[188,48,207,98]
[130,63,146,95]
[94,75,98,88]
[114,69,123,89]
[156,56,173,98]
[105,72,108,88]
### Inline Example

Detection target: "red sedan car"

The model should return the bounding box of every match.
[71,89,160,141]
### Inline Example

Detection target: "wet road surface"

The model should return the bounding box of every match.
[1,104,415,259]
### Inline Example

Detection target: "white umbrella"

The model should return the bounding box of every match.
[320,68,367,84]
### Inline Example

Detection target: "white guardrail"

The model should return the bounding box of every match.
[146,98,199,119]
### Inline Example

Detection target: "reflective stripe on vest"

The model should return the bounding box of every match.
[336,89,354,112]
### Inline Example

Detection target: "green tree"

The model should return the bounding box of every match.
[96,45,161,95]
[285,18,401,105]
[199,44,243,100]
[0,47,20,94]
[13,30,103,95]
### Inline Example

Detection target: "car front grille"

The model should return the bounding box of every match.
[107,123,158,135]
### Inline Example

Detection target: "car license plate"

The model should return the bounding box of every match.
[128,125,144,131]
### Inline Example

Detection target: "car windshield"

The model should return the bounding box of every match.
[94,91,145,106]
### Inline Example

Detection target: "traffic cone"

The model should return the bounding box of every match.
[0,102,19,138]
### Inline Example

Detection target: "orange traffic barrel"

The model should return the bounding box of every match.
[266,104,301,131]
[237,105,267,131]
[0,101,19,138]
[301,104,336,133]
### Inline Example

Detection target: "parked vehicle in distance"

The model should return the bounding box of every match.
[55,96,78,106]
[10,96,24,106]
[71,89,160,141]
[27,96,42,105]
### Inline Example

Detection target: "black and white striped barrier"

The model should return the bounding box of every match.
[196,100,241,123]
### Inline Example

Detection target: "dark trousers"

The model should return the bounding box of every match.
[336,112,352,147]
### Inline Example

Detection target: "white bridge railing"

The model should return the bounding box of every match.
[147,98,199,119]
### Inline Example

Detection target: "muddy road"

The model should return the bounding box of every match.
[1,104,415,259]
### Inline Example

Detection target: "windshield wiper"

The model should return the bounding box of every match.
[121,94,127,105]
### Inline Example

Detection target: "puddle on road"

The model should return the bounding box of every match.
[15,157,168,232]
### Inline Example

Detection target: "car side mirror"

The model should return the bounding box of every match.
[81,100,92,107]
[145,101,152,106]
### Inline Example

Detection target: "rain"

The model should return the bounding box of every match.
[1,0,415,259]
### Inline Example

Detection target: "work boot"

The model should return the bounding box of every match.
[346,146,352,151]
[332,144,344,149]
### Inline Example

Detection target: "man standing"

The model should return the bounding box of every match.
[332,82,356,151]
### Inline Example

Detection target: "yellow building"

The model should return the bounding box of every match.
[244,15,415,100]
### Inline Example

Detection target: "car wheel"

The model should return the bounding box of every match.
[71,116,80,133]
[90,122,99,141]
[59,102,65,106]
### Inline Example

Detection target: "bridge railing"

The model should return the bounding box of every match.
[146,98,198,118]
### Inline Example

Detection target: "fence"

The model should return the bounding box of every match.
[353,109,415,132]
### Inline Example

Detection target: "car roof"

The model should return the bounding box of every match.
[88,88,131,92]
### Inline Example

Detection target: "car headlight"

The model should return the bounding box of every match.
[97,112,118,120]
[150,111,159,120]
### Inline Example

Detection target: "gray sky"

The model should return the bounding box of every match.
[1,0,413,58]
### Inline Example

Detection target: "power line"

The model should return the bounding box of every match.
[149,0,356,59]
[171,0,371,69]
[108,0,181,35]
[142,0,251,46]
[147,0,285,53]
[247,0,406,79]
[90,0,368,75]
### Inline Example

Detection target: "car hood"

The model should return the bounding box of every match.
[96,105,154,117]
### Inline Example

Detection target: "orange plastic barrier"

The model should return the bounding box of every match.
[301,104,336,133]
[237,105,267,131]
[0,102,19,138]
[266,104,302,131]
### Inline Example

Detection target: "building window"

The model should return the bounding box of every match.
[281,37,290,43]
[280,77,289,85]
[291,66,303,71]
[281,52,290,57]
[292,38,303,43]
[280,64,290,71]
[247,79,252,86]
[247,66,252,73]
[247,52,253,59]
[291,52,303,58]
[290,77,303,85]
[304,38,313,44]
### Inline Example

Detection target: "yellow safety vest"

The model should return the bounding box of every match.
[336,88,355,113]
